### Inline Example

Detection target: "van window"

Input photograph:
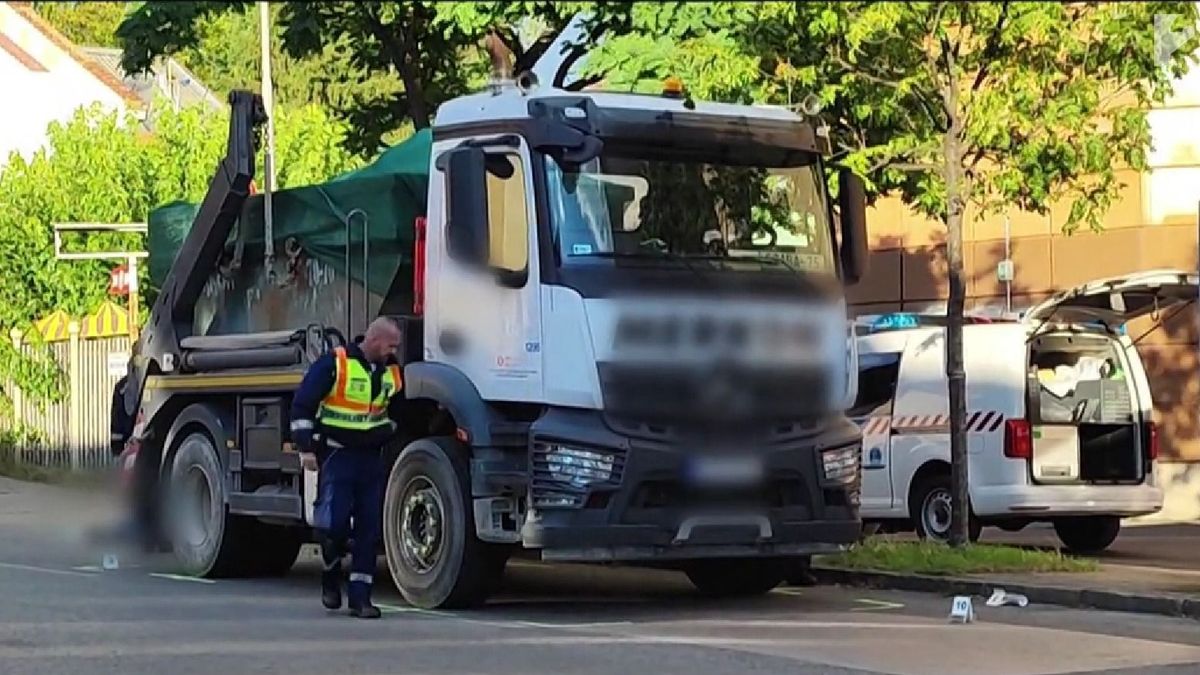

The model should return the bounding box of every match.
[850,352,901,417]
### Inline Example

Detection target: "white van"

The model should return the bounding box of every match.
[851,270,1197,553]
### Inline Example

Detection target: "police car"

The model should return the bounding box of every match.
[850,270,1197,553]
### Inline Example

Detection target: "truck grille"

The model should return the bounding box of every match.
[597,362,830,426]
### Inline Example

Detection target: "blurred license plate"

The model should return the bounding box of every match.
[686,455,764,487]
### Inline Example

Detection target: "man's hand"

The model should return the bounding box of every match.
[300,452,318,472]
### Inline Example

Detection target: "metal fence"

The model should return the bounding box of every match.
[3,324,129,471]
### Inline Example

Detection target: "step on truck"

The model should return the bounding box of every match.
[112,73,871,609]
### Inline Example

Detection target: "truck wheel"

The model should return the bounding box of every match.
[910,474,981,544]
[1054,516,1120,554]
[684,559,787,597]
[383,437,499,609]
[165,429,253,578]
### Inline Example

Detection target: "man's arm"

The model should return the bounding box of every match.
[290,352,336,457]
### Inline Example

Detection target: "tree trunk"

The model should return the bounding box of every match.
[943,113,969,548]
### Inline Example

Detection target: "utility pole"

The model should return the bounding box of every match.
[260,1,276,276]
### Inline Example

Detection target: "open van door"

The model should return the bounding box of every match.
[1024,269,1198,329]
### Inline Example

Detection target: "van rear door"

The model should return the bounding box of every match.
[1024,269,1197,328]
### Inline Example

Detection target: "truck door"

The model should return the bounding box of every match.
[427,138,544,403]
[852,351,901,514]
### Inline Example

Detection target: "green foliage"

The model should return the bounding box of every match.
[0,100,360,414]
[117,2,637,155]
[31,1,132,48]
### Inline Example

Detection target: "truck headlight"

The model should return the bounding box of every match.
[545,445,615,488]
[822,445,859,483]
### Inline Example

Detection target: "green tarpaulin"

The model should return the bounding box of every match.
[147,128,433,297]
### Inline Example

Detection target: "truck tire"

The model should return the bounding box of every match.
[683,559,787,597]
[382,436,501,609]
[1054,516,1120,554]
[910,474,981,544]
[165,429,254,578]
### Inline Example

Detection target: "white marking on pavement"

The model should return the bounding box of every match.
[72,565,103,573]
[773,587,805,596]
[851,598,905,612]
[514,620,635,629]
[0,561,96,577]
[149,573,216,584]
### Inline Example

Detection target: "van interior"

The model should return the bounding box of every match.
[1026,330,1145,484]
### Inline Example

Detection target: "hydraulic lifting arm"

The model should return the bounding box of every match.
[122,90,267,418]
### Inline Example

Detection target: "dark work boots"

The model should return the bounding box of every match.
[347,577,380,619]
[321,568,343,610]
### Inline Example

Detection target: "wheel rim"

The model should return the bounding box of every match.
[922,488,953,540]
[398,475,445,575]
[178,461,214,547]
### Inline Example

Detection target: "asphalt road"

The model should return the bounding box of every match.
[977,522,1200,571]
[5,476,1200,675]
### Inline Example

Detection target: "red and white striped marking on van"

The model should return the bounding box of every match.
[852,411,1006,435]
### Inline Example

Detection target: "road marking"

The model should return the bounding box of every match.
[0,561,96,577]
[149,572,216,584]
[514,620,635,629]
[851,598,905,612]
[72,565,103,573]
[773,587,805,596]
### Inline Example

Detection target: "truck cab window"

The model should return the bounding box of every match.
[485,152,529,273]
[850,353,901,417]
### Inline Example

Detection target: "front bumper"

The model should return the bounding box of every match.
[520,409,862,562]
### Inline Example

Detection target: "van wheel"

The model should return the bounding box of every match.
[165,429,254,577]
[1054,516,1120,554]
[910,474,981,544]
[383,436,501,609]
[684,559,786,596]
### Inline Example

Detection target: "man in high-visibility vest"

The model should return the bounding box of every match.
[290,317,404,619]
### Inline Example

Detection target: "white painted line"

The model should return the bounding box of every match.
[514,620,635,629]
[72,565,103,573]
[773,587,805,596]
[149,572,216,584]
[0,561,96,577]
[852,598,905,612]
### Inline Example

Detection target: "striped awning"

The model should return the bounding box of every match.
[34,310,71,342]
[33,302,130,342]
[81,301,129,338]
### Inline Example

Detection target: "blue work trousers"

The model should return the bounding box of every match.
[314,445,384,605]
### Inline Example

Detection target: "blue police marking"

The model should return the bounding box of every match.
[864,446,885,469]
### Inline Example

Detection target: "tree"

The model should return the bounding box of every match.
[0,100,360,418]
[116,2,635,155]
[591,1,1199,545]
[31,1,132,48]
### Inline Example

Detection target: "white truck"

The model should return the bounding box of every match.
[850,270,1197,552]
[112,74,872,609]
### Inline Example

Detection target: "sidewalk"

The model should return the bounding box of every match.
[815,563,1200,619]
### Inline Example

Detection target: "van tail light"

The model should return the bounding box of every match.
[1004,419,1032,460]
[413,216,427,316]
[1146,422,1160,461]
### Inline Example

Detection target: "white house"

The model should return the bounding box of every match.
[0,2,141,166]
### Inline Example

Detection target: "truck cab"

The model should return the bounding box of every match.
[115,79,872,609]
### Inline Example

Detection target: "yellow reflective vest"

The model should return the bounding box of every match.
[317,347,403,432]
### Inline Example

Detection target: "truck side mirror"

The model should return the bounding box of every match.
[838,168,869,286]
[445,146,490,267]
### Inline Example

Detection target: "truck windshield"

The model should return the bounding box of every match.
[545,149,836,275]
